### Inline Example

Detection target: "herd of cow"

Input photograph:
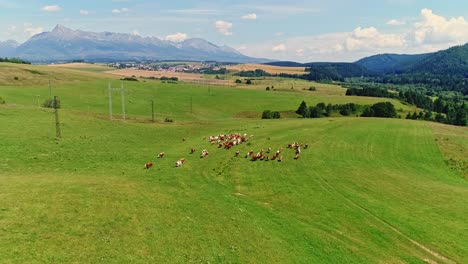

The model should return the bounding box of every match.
[144,133,308,169]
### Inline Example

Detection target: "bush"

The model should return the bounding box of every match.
[42,98,60,109]
[246,79,252,85]
[308,86,316,91]
[266,86,270,91]
[164,117,174,123]
[13,76,18,80]
[262,110,280,119]
[160,77,178,81]
[235,79,242,84]
[121,77,138,81]
[361,102,396,118]
[262,110,272,119]
[0,97,5,104]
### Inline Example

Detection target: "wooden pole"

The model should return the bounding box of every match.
[54,96,61,138]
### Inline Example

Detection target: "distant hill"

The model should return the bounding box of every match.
[302,62,372,81]
[264,61,306,67]
[405,44,468,76]
[355,43,468,76]
[2,25,269,63]
[0,40,19,57]
[355,53,431,74]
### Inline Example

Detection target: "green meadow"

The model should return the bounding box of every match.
[0,62,466,263]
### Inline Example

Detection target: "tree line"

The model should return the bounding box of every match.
[0,57,31,64]
[345,86,467,126]
[295,101,397,119]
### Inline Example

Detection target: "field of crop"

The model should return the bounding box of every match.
[0,62,467,263]
[106,68,233,86]
[226,63,307,75]
[49,63,113,73]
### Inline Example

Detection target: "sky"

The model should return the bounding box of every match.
[1,0,468,62]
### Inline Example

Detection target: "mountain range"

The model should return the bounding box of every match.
[0,25,268,63]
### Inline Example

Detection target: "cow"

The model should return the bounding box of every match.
[267,147,272,153]
[265,156,270,161]
[271,154,278,160]
[175,158,186,167]
[157,152,165,158]
[296,146,301,155]
[235,151,240,157]
[200,149,209,158]
[278,156,283,162]
[245,150,254,158]
[304,144,309,149]
[144,162,153,169]
[294,154,300,159]
[190,148,196,154]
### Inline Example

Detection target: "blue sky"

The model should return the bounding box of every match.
[1,0,467,61]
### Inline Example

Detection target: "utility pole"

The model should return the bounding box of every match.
[108,82,113,120]
[54,96,61,138]
[151,99,155,123]
[121,82,126,120]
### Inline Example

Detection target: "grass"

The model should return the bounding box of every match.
[0,63,467,263]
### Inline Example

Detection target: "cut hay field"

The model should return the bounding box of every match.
[49,63,113,73]
[0,63,467,263]
[106,68,233,86]
[226,63,307,75]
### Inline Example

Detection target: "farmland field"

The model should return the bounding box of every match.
[226,63,307,75]
[0,62,467,263]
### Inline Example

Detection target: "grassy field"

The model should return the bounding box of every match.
[0,62,467,263]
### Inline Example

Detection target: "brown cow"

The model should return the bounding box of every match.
[175,158,186,167]
[144,162,153,169]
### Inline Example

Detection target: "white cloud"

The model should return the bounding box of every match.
[295,49,304,57]
[165,32,188,42]
[272,44,286,52]
[112,8,129,13]
[386,19,405,26]
[215,21,233,36]
[242,13,257,20]
[41,5,61,12]
[80,10,89,15]
[413,8,468,45]
[131,30,140,36]
[7,25,17,35]
[24,24,44,37]
[345,26,405,51]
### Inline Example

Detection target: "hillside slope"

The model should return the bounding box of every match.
[355,43,468,75]
[0,63,466,263]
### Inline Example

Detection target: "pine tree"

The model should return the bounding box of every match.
[296,101,309,117]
